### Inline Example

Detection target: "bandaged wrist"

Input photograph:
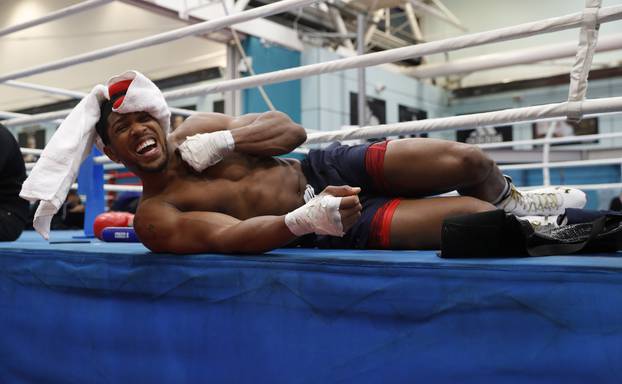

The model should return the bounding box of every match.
[178,130,235,171]
[284,194,344,237]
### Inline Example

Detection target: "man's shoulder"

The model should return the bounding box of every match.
[134,197,172,226]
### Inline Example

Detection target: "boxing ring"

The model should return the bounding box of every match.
[2,0,622,382]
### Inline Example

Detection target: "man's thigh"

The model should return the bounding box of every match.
[382,138,486,196]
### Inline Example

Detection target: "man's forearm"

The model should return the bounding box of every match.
[177,111,307,171]
[210,215,297,254]
[230,111,306,156]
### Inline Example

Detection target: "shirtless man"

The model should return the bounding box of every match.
[95,76,585,254]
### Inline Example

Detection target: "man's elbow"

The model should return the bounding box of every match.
[291,123,307,147]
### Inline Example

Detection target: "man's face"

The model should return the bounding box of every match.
[103,111,168,173]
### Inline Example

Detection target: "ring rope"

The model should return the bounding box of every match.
[566,0,602,122]
[0,111,27,119]
[409,33,622,79]
[20,148,44,156]
[0,0,112,38]
[0,0,320,84]
[500,158,622,171]
[477,131,622,149]
[3,5,622,129]
[162,5,622,100]
[304,96,622,144]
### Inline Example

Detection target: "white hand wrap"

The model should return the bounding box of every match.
[178,131,235,171]
[284,194,344,237]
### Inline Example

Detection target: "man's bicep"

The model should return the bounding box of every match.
[135,204,240,253]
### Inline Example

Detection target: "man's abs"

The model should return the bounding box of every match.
[154,156,307,219]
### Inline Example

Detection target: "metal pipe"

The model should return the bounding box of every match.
[357,13,367,126]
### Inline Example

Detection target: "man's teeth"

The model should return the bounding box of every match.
[136,139,156,153]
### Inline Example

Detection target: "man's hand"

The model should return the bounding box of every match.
[320,186,362,234]
[284,185,362,237]
[177,131,235,172]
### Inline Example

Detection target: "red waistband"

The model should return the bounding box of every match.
[364,141,390,193]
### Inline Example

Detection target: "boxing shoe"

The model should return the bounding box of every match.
[497,185,586,217]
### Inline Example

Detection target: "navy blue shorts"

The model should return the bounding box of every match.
[295,142,393,249]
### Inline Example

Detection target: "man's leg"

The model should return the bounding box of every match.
[371,196,495,250]
[379,138,506,202]
[376,138,586,216]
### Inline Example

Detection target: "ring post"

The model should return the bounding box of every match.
[78,146,105,238]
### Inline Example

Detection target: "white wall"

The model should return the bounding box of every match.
[301,45,450,140]
[449,76,622,149]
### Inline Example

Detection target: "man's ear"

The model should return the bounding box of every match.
[102,145,120,163]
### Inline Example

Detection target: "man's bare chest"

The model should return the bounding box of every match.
[159,157,305,218]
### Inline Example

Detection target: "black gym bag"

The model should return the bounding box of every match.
[440,209,622,258]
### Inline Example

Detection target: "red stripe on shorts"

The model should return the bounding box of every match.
[369,198,402,249]
[364,141,390,193]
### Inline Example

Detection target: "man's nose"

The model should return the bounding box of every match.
[129,122,147,136]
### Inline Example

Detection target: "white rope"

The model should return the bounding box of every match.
[566,0,602,121]
[408,32,622,79]
[477,131,622,149]
[1,109,73,128]
[0,0,112,37]
[0,111,26,119]
[0,97,195,128]
[65,182,141,193]
[164,5,622,100]
[500,158,622,171]
[29,131,622,170]
[94,155,111,165]
[0,0,320,84]
[4,5,622,128]
[4,81,91,99]
[305,96,622,144]
[103,163,126,171]
[20,148,44,156]
[104,184,142,192]
[545,183,622,191]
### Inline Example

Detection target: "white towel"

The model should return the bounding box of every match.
[20,70,170,240]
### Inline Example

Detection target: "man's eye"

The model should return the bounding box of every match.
[139,114,152,122]
[115,125,128,133]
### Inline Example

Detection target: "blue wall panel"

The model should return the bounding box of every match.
[242,37,301,123]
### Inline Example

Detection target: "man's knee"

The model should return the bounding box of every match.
[451,143,495,182]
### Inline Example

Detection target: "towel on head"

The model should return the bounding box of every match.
[20,70,170,240]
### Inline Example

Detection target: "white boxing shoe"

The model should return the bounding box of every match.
[497,185,587,217]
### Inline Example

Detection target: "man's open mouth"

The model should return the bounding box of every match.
[135,138,158,156]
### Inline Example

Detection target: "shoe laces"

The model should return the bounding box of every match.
[510,187,561,212]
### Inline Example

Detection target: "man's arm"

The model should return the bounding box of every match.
[135,201,297,254]
[135,186,362,254]
[170,111,307,156]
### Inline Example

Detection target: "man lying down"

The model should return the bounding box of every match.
[21,71,586,254]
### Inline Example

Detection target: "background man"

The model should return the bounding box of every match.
[0,123,29,241]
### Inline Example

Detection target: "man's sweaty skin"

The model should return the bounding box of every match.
[101,111,362,254]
